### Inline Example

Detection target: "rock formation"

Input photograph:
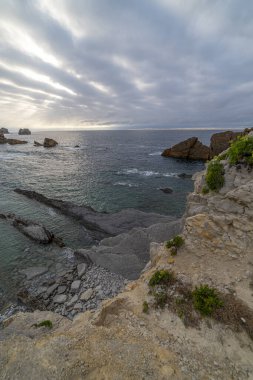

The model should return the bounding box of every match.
[0,131,27,145]
[34,141,43,146]
[161,129,252,161]
[161,137,210,160]
[0,127,9,134]
[43,138,58,147]
[0,213,64,246]
[209,130,241,158]
[18,128,31,135]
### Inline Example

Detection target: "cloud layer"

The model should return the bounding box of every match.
[0,0,253,130]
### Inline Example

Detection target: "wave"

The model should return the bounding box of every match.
[113,181,139,187]
[117,168,178,178]
[149,151,162,156]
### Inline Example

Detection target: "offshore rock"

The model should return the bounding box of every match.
[34,141,43,146]
[162,137,210,160]
[43,138,58,148]
[0,127,9,134]
[18,128,31,135]
[210,131,241,158]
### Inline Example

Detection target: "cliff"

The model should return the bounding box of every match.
[1,151,253,379]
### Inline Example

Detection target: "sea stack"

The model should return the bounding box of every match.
[18,128,31,135]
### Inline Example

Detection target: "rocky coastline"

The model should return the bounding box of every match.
[1,133,253,379]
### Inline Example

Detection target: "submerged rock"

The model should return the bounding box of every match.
[159,187,173,194]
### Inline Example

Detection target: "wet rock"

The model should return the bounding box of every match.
[7,138,27,145]
[178,173,192,179]
[18,128,31,135]
[20,266,48,280]
[34,141,43,146]
[43,138,58,148]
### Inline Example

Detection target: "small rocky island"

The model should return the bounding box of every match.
[0,127,9,134]
[162,129,250,160]
[18,128,31,135]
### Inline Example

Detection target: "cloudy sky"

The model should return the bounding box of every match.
[0,0,253,130]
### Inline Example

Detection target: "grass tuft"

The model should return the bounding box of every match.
[192,285,223,316]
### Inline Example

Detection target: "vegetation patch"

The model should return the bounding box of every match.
[145,271,253,339]
[166,235,184,249]
[192,285,223,316]
[32,320,53,329]
[149,270,175,287]
[201,185,209,195]
[142,301,149,314]
[227,135,253,166]
[205,160,225,191]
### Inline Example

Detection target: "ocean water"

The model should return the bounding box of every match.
[0,129,222,307]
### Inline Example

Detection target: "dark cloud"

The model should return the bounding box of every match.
[0,0,253,129]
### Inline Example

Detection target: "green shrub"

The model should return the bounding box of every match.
[33,320,53,329]
[142,301,149,313]
[216,152,228,161]
[166,235,184,249]
[205,160,225,191]
[227,135,253,165]
[149,270,174,287]
[192,285,223,316]
[201,185,209,195]
[153,290,167,308]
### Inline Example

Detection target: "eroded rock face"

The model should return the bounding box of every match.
[18,128,31,135]
[43,138,58,147]
[161,137,210,160]
[184,161,253,270]
[210,131,241,158]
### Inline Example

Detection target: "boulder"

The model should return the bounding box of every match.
[18,128,31,135]
[43,138,58,148]
[162,137,210,161]
[0,127,9,134]
[210,131,241,158]
[34,141,43,147]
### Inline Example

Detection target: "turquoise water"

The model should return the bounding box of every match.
[0,129,221,306]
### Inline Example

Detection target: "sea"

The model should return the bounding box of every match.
[0,128,229,310]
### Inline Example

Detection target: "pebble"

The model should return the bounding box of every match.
[71,280,81,292]
[47,284,58,296]
[80,289,93,301]
[53,294,67,304]
[77,263,87,278]
[57,285,67,294]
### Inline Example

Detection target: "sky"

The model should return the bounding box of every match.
[0,0,253,130]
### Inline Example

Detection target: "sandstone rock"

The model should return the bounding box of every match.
[18,128,31,135]
[162,137,210,160]
[210,131,241,158]
[43,138,58,148]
